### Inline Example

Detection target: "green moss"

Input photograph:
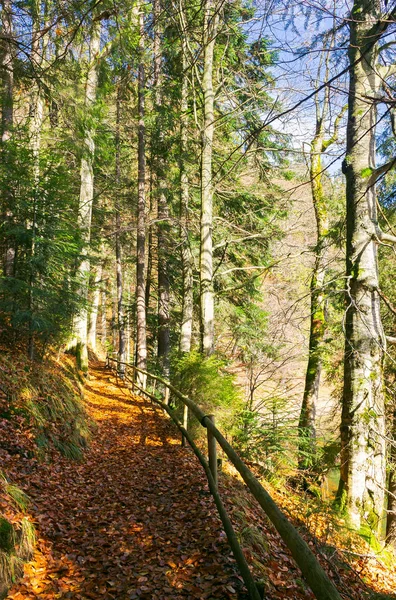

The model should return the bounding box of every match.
[0,519,14,553]
[361,167,373,179]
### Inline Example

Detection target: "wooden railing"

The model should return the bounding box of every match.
[106,355,342,600]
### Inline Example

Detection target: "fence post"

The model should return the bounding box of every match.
[181,404,188,447]
[164,386,170,405]
[206,415,218,488]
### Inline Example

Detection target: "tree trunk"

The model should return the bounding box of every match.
[88,264,102,351]
[298,88,329,469]
[69,20,101,372]
[153,0,170,375]
[386,407,396,547]
[135,4,147,388]
[101,283,107,347]
[336,0,386,534]
[1,0,14,277]
[115,85,126,375]
[179,36,194,354]
[27,0,47,360]
[200,0,218,356]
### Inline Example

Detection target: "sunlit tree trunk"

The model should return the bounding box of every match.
[68,20,101,372]
[101,283,107,347]
[135,4,147,388]
[386,407,396,547]
[1,0,14,277]
[179,37,194,354]
[200,0,218,356]
[88,263,102,351]
[336,0,386,533]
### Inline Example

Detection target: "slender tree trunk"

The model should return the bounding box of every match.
[111,287,118,353]
[88,263,102,351]
[153,0,170,375]
[179,37,194,354]
[69,20,101,372]
[115,85,126,375]
[101,283,107,347]
[27,0,47,360]
[298,93,329,469]
[1,0,14,277]
[200,0,218,356]
[336,0,386,533]
[386,407,396,547]
[135,5,147,388]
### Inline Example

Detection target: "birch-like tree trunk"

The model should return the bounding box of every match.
[336,0,386,532]
[135,5,147,388]
[1,0,15,277]
[200,0,218,356]
[69,20,101,372]
[179,37,194,354]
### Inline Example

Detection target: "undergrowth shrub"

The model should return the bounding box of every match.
[0,475,35,599]
[170,351,243,437]
[234,394,298,473]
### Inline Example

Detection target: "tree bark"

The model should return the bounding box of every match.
[298,69,330,469]
[27,0,48,360]
[115,85,126,375]
[101,283,107,347]
[200,0,218,356]
[154,0,170,375]
[336,0,386,534]
[1,0,15,277]
[386,407,396,547]
[179,36,194,354]
[69,19,101,372]
[135,4,147,388]
[88,263,102,351]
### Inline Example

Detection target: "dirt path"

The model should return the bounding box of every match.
[7,362,245,600]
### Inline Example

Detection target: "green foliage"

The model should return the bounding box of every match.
[0,519,14,553]
[171,350,240,410]
[0,131,82,356]
[171,351,243,435]
[233,395,299,478]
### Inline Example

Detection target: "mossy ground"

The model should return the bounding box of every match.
[0,348,92,596]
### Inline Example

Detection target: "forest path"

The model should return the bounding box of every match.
[7,361,244,600]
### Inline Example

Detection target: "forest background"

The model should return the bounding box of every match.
[1,0,396,592]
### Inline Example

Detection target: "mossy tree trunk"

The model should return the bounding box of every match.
[298,54,346,469]
[336,0,387,533]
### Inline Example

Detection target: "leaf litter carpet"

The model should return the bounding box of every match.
[7,362,246,600]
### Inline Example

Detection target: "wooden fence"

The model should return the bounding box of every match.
[106,355,342,600]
